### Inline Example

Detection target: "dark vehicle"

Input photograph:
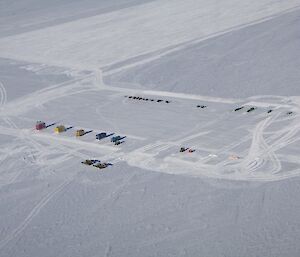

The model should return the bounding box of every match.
[96,132,107,140]
[197,105,207,108]
[111,136,122,142]
[234,106,244,111]
[93,162,109,169]
[115,140,124,145]
[81,160,100,165]
[247,107,257,113]
[267,109,273,113]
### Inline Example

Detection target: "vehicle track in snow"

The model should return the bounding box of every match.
[0,73,94,117]
[0,179,73,250]
[0,81,7,107]
[0,81,90,184]
[215,110,299,179]
[2,74,300,182]
[242,114,281,174]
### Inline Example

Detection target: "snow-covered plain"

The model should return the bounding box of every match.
[0,0,300,256]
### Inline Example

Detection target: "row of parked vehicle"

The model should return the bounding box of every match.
[81,159,113,169]
[180,147,196,153]
[125,95,171,104]
[36,121,125,145]
[234,106,257,113]
[124,95,295,118]
[35,121,127,169]
[234,106,294,115]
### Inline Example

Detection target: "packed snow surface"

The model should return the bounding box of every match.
[0,0,299,69]
[0,0,300,257]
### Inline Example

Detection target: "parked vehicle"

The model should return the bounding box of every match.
[96,132,107,140]
[76,129,85,137]
[247,107,257,113]
[234,106,244,111]
[93,162,109,169]
[54,125,66,133]
[36,121,46,130]
[81,159,100,165]
[111,136,122,143]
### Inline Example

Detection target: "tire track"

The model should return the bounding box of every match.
[228,113,282,175]
[0,80,7,107]
[0,74,94,117]
[0,179,72,250]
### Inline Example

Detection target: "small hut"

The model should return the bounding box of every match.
[54,125,66,133]
[76,129,85,137]
[36,121,46,130]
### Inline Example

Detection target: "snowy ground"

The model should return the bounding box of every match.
[0,1,300,256]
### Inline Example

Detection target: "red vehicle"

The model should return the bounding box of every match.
[36,121,46,130]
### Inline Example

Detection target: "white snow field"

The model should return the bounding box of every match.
[1,0,300,256]
[0,0,300,69]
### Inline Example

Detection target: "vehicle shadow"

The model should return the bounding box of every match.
[83,130,93,136]
[46,122,57,128]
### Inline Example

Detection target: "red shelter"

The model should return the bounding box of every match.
[36,121,46,130]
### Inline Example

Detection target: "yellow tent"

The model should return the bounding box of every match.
[55,125,66,133]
